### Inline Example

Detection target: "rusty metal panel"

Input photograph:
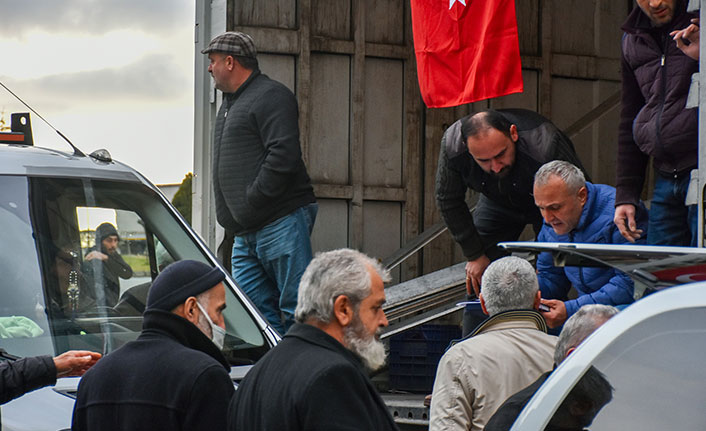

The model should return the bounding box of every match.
[593,80,621,185]
[491,70,539,111]
[258,54,296,93]
[307,53,351,185]
[312,0,352,39]
[233,0,296,29]
[517,0,540,56]
[310,198,349,253]
[365,0,404,45]
[551,77,622,184]
[363,200,402,281]
[552,0,597,56]
[363,57,403,187]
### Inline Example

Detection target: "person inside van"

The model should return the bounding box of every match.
[82,223,133,307]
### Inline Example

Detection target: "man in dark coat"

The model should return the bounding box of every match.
[203,31,317,334]
[435,109,587,333]
[0,350,99,405]
[72,260,234,431]
[614,0,698,246]
[82,222,133,307]
[485,304,617,431]
[228,249,399,431]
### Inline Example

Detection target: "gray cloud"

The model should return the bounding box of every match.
[0,0,192,38]
[0,53,190,110]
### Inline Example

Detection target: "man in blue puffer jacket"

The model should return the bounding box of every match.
[533,161,648,328]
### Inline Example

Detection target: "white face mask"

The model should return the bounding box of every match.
[196,301,227,350]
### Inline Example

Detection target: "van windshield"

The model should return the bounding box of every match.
[0,175,268,365]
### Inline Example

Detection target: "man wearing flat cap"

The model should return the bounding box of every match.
[203,31,317,335]
[72,260,234,431]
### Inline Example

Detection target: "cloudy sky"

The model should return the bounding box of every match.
[1,0,195,185]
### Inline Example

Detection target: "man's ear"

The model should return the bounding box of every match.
[479,293,489,316]
[577,186,588,205]
[182,296,199,325]
[533,290,542,309]
[332,295,354,327]
[509,124,519,142]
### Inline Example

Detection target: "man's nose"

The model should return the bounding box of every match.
[379,311,389,328]
[491,160,503,173]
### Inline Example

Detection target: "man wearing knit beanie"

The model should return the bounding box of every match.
[83,222,133,307]
[72,260,234,431]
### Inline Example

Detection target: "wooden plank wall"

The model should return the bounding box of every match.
[226,0,633,281]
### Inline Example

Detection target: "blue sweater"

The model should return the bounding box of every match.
[537,182,648,316]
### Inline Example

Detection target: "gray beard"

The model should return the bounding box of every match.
[343,315,387,371]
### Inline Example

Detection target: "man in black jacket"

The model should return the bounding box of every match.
[82,222,133,307]
[435,109,587,333]
[72,260,234,431]
[203,31,317,335]
[228,249,399,431]
[0,350,99,405]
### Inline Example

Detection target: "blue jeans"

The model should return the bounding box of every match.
[647,173,697,246]
[232,203,318,334]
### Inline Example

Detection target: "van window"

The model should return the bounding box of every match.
[0,175,268,365]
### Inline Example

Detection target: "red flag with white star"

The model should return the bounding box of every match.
[410,0,523,108]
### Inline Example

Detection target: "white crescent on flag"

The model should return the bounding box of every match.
[449,0,466,9]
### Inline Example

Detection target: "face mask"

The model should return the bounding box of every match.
[196,301,226,350]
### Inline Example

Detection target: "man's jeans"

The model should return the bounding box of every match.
[647,173,697,247]
[232,203,318,334]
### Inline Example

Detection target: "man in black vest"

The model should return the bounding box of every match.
[435,109,587,333]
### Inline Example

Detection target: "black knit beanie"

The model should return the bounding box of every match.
[146,260,226,311]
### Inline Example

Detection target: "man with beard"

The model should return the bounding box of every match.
[429,256,557,431]
[435,109,587,334]
[227,248,398,431]
[82,222,133,307]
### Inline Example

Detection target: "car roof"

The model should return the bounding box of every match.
[0,144,142,183]
[510,281,706,429]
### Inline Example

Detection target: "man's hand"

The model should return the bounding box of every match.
[614,204,643,243]
[671,18,700,61]
[84,250,109,261]
[53,350,102,378]
[465,255,490,297]
[539,299,567,329]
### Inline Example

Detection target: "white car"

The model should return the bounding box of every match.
[500,242,706,430]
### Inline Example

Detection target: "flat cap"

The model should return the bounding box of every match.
[201,31,257,58]
[146,260,226,312]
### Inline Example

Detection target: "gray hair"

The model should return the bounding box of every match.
[554,304,618,365]
[294,249,390,324]
[534,160,586,194]
[481,256,538,316]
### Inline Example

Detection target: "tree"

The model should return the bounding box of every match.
[172,173,193,225]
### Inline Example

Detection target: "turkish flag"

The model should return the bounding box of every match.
[410,0,524,108]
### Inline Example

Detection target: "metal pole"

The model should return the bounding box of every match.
[193,0,225,252]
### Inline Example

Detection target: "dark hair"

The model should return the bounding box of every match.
[232,55,259,71]
[461,110,513,143]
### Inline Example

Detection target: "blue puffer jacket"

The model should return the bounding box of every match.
[537,182,648,316]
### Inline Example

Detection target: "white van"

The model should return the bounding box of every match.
[0,113,278,430]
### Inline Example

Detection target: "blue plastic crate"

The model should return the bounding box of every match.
[388,324,461,393]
